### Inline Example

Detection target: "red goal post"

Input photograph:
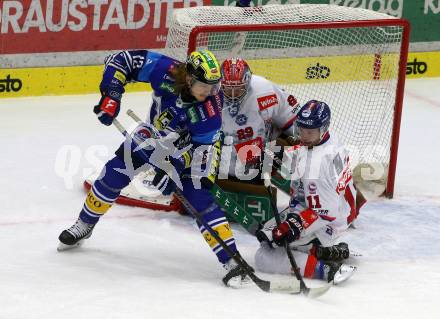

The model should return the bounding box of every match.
[165,5,410,198]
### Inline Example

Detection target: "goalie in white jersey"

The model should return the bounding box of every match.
[219,58,300,180]
[255,100,363,284]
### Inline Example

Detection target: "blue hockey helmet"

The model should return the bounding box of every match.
[295,100,331,143]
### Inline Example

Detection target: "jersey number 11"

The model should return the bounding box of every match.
[306,195,322,209]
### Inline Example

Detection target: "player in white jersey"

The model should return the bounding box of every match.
[219,58,300,181]
[254,100,362,284]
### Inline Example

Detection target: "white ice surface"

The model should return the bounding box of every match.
[1,78,440,319]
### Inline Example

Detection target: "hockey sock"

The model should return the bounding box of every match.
[80,156,133,224]
[302,254,327,280]
[80,180,119,224]
[198,212,237,264]
[182,179,238,264]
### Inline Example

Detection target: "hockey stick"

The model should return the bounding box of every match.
[121,111,330,296]
[112,117,302,294]
[173,189,301,293]
[125,109,260,235]
[126,109,142,123]
[263,172,331,298]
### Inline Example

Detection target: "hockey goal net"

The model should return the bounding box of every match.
[164,4,410,198]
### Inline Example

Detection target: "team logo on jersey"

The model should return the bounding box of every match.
[187,107,199,124]
[137,128,152,139]
[235,114,248,126]
[197,105,207,121]
[301,108,312,118]
[336,165,352,194]
[299,208,318,229]
[154,111,174,130]
[287,95,297,106]
[325,225,334,236]
[175,97,183,108]
[214,95,222,112]
[204,100,216,118]
[159,82,176,93]
[308,182,317,194]
[257,94,278,111]
[113,70,126,84]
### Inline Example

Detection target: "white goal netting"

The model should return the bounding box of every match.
[165,4,409,197]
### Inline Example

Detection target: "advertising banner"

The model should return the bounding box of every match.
[1,0,439,98]
[216,0,440,44]
[0,65,150,97]
[1,51,438,98]
[0,0,209,55]
[1,1,439,56]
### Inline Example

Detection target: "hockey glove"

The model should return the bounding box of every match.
[272,213,303,247]
[94,95,121,126]
[94,76,125,126]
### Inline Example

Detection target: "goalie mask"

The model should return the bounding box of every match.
[295,100,331,146]
[221,58,252,117]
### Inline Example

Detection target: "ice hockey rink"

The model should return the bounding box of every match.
[1,77,439,319]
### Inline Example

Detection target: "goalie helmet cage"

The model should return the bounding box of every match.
[165,4,410,198]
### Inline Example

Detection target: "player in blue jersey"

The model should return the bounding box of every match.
[57,49,248,286]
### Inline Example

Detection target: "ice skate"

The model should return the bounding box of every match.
[222,258,252,288]
[57,218,95,251]
[324,261,356,285]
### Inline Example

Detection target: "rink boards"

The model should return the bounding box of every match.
[1,51,440,99]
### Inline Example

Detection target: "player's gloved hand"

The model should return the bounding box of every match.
[94,76,125,126]
[93,95,121,126]
[272,213,303,246]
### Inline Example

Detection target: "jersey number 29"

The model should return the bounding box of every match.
[236,127,254,140]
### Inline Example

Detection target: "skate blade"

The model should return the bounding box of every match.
[225,273,258,290]
[57,241,84,252]
[333,265,357,285]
